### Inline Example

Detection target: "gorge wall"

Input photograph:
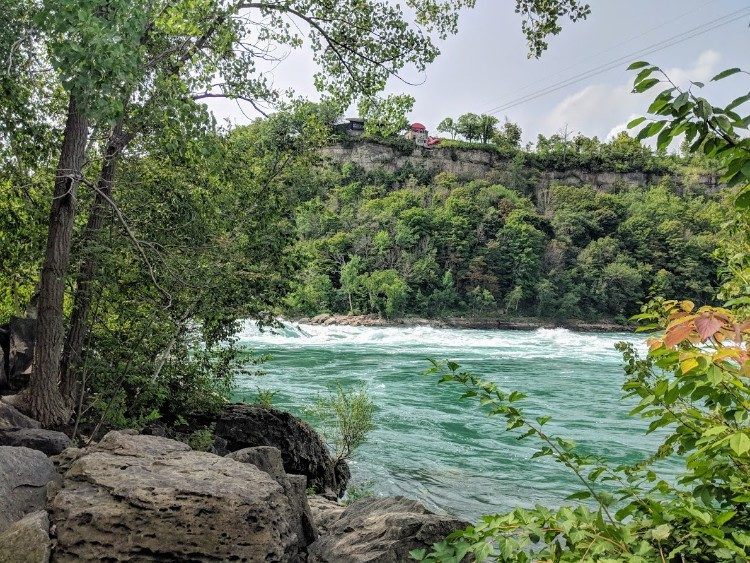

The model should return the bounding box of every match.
[319,140,720,194]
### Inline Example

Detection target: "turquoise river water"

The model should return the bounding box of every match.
[234,322,679,521]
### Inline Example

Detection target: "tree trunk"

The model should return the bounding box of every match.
[60,120,129,401]
[28,96,89,427]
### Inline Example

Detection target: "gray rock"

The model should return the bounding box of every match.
[308,495,345,537]
[0,399,41,430]
[205,404,350,496]
[228,446,317,545]
[0,511,51,563]
[0,446,60,532]
[50,430,304,561]
[319,140,719,195]
[306,496,467,563]
[0,428,71,455]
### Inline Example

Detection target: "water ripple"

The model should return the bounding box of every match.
[235,321,676,520]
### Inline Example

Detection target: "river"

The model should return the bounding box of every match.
[234,322,678,521]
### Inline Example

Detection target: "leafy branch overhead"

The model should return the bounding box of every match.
[626,61,750,208]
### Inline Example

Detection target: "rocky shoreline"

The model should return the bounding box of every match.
[300,313,631,333]
[0,397,464,562]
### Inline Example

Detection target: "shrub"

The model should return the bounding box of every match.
[187,424,216,452]
[309,386,376,463]
[255,387,277,408]
[417,300,750,562]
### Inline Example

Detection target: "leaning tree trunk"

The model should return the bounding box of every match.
[28,96,89,427]
[60,120,129,401]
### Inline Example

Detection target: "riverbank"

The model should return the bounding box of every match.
[299,313,631,333]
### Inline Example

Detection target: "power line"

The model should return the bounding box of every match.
[475,0,721,111]
[483,6,750,116]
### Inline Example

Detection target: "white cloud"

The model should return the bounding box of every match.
[539,50,722,141]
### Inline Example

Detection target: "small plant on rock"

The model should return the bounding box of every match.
[187,424,216,452]
[255,387,277,408]
[310,385,376,463]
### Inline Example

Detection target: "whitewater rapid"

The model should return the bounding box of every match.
[236,320,644,361]
[234,321,664,520]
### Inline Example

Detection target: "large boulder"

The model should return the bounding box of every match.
[228,446,317,545]
[50,430,306,561]
[0,511,51,563]
[307,496,467,563]
[0,399,41,430]
[0,446,60,532]
[0,428,70,455]
[205,404,350,496]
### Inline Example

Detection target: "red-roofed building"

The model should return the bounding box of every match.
[405,122,430,147]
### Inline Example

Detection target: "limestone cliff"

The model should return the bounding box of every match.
[319,140,719,194]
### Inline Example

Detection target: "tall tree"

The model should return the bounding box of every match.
[456,113,481,142]
[437,117,456,139]
[8,0,592,424]
[478,114,499,144]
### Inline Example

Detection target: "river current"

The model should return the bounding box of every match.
[234,322,678,520]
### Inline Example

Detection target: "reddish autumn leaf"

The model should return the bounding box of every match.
[734,321,750,344]
[695,313,725,342]
[664,322,695,348]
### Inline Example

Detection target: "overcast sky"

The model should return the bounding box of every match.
[204,0,750,145]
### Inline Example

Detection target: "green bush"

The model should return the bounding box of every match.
[309,386,376,463]
[416,301,750,562]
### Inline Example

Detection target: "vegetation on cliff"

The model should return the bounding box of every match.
[283,159,723,322]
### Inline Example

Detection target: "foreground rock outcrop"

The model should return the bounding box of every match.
[228,446,317,546]
[202,404,350,496]
[307,496,467,562]
[0,511,51,563]
[50,431,306,561]
[0,446,59,532]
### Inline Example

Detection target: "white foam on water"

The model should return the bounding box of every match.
[237,320,642,361]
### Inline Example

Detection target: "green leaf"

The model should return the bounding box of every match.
[672,92,690,111]
[735,185,750,210]
[711,67,742,81]
[656,126,673,151]
[652,524,671,541]
[726,92,750,112]
[627,116,646,128]
[728,432,750,456]
[634,67,655,84]
[695,99,712,119]
[566,490,591,500]
[633,78,660,93]
[637,120,667,140]
[627,61,651,70]
[409,548,427,560]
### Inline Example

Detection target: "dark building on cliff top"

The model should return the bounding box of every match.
[334,117,365,136]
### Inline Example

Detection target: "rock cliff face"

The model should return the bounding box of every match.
[319,140,719,193]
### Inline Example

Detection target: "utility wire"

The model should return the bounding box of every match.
[483,6,750,116]
[475,0,721,111]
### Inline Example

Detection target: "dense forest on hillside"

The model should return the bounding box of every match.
[284,155,723,322]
